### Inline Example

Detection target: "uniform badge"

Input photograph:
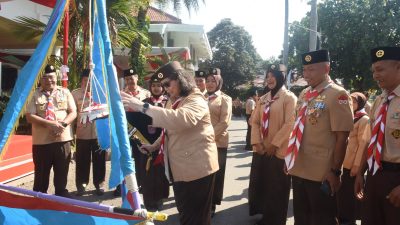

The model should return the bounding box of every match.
[157,73,163,79]
[392,129,400,139]
[392,112,400,119]
[314,102,325,109]
[376,50,385,58]
[338,95,349,104]
[309,117,318,125]
[40,105,46,111]
[305,55,312,62]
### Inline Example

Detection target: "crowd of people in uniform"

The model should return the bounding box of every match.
[24,45,400,225]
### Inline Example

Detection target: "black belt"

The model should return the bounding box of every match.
[381,161,400,172]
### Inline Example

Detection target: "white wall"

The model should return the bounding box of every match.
[0,0,52,24]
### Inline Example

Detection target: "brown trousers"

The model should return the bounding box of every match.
[75,139,105,189]
[362,167,400,225]
[292,176,338,225]
[173,173,216,225]
[337,168,361,225]
[32,141,71,196]
[212,148,227,206]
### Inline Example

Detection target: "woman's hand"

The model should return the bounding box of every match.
[140,144,159,154]
[121,92,144,112]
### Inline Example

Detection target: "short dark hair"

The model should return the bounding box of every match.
[171,69,196,97]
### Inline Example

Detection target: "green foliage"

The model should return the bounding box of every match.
[201,18,261,96]
[288,0,400,92]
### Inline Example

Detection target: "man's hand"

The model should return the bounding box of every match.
[47,121,65,136]
[388,185,400,207]
[140,144,159,154]
[265,145,278,156]
[325,171,341,196]
[252,143,264,154]
[354,174,364,200]
[121,91,144,112]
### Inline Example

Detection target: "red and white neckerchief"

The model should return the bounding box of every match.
[208,93,218,101]
[261,95,279,138]
[43,90,57,121]
[284,83,331,170]
[367,93,395,175]
[127,89,139,97]
[150,95,164,105]
[353,108,367,123]
[153,97,183,166]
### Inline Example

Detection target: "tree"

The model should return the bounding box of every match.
[200,18,261,96]
[288,0,400,91]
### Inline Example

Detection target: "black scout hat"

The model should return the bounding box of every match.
[123,68,137,77]
[195,70,207,78]
[301,49,330,65]
[81,69,90,78]
[370,47,400,63]
[44,64,56,75]
[153,61,183,80]
[208,68,221,75]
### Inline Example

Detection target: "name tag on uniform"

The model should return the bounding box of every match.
[392,129,400,139]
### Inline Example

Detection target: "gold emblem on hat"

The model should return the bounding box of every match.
[200,71,204,76]
[376,50,385,58]
[270,65,276,69]
[50,65,54,70]
[157,73,163,79]
[305,55,312,62]
[130,69,134,74]
[392,129,400,139]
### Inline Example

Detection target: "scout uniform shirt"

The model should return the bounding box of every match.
[148,89,219,182]
[370,84,400,163]
[71,88,97,140]
[207,91,232,148]
[123,86,150,101]
[27,86,76,145]
[251,87,297,158]
[289,79,354,182]
[342,115,371,172]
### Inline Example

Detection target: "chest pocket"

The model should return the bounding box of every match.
[55,91,68,110]
[35,95,47,116]
[308,99,327,117]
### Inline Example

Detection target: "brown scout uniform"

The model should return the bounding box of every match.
[72,88,105,191]
[249,87,297,223]
[363,85,400,225]
[208,90,232,208]
[27,86,76,196]
[337,113,370,223]
[289,79,353,225]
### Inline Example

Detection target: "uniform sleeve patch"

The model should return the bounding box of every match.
[338,95,349,104]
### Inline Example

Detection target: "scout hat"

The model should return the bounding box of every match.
[208,68,221,75]
[302,49,330,65]
[153,61,184,80]
[123,68,138,77]
[370,47,400,63]
[195,70,207,78]
[44,64,56,75]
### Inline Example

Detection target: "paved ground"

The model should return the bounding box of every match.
[7,117,361,225]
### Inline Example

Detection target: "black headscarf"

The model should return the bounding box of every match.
[266,66,285,97]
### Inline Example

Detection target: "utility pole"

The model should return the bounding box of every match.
[283,0,289,66]
[309,0,318,51]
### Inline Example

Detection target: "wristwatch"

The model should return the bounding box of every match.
[142,102,150,114]
[330,168,342,177]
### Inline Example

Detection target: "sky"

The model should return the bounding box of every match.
[164,0,311,60]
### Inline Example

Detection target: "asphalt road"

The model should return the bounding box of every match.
[8,117,361,225]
